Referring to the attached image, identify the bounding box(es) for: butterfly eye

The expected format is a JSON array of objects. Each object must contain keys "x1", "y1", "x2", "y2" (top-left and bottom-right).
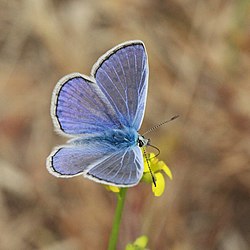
[{"x1": 138, "y1": 140, "x2": 144, "y2": 147}]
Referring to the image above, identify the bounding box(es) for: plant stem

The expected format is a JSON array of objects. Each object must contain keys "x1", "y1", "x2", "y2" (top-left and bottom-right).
[{"x1": 108, "y1": 188, "x2": 127, "y2": 250}]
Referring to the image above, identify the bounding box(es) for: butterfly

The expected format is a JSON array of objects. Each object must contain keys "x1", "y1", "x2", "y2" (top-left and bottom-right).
[{"x1": 46, "y1": 40, "x2": 150, "y2": 187}]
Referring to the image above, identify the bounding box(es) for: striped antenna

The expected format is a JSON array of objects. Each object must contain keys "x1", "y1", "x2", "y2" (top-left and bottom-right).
[{"x1": 143, "y1": 115, "x2": 179, "y2": 136}]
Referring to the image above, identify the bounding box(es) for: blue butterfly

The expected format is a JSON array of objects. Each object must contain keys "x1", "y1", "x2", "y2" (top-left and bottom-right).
[{"x1": 47, "y1": 40, "x2": 149, "y2": 187}]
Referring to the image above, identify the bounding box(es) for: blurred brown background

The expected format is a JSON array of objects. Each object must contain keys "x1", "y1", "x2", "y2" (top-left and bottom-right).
[{"x1": 0, "y1": 0, "x2": 250, "y2": 249}]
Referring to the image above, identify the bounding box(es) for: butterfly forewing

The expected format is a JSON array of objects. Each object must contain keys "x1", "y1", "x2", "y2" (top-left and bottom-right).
[
  {"x1": 92, "y1": 41, "x2": 148, "y2": 130},
  {"x1": 51, "y1": 73, "x2": 121, "y2": 136}
]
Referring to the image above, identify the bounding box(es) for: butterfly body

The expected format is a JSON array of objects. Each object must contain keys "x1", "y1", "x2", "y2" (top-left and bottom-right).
[
  {"x1": 71, "y1": 127, "x2": 139, "y2": 150},
  {"x1": 47, "y1": 40, "x2": 149, "y2": 187}
]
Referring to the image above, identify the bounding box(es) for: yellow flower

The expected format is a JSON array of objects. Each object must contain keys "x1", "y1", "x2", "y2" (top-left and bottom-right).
[
  {"x1": 105, "y1": 185, "x2": 120, "y2": 193},
  {"x1": 125, "y1": 235, "x2": 148, "y2": 250},
  {"x1": 142, "y1": 153, "x2": 172, "y2": 197},
  {"x1": 105, "y1": 153, "x2": 172, "y2": 197}
]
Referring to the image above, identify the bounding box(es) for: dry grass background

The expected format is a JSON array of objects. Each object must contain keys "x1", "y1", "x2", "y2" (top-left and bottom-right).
[{"x1": 0, "y1": 0, "x2": 250, "y2": 249}]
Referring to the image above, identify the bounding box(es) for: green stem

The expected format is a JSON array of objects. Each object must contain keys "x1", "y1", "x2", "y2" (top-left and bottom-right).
[{"x1": 108, "y1": 188, "x2": 127, "y2": 250}]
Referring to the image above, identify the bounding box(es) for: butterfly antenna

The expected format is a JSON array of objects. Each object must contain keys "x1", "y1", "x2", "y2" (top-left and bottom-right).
[
  {"x1": 143, "y1": 147, "x2": 157, "y2": 187},
  {"x1": 148, "y1": 143, "x2": 161, "y2": 158},
  {"x1": 143, "y1": 115, "x2": 179, "y2": 136}
]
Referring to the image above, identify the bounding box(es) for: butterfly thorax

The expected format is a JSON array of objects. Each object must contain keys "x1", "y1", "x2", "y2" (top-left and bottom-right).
[
  {"x1": 105, "y1": 128, "x2": 149, "y2": 149},
  {"x1": 104, "y1": 128, "x2": 139, "y2": 149}
]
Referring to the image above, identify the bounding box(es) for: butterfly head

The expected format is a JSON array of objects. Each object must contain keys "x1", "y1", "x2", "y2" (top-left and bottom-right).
[{"x1": 138, "y1": 135, "x2": 149, "y2": 148}]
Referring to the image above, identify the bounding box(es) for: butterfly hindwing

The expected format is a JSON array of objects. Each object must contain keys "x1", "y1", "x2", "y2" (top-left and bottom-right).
[
  {"x1": 86, "y1": 146, "x2": 144, "y2": 186},
  {"x1": 47, "y1": 142, "x2": 113, "y2": 177},
  {"x1": 47, "y1": 141, "x2": 144, "y2": 186}
]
